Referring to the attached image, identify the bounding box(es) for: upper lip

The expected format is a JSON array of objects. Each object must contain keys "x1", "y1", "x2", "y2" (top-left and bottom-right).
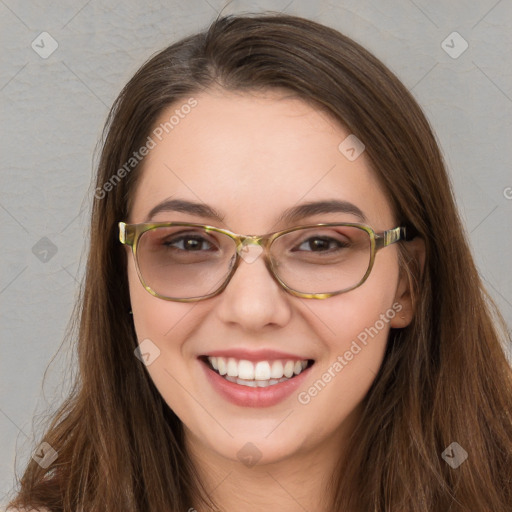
[{"x1": 200, "y1": 349, "x2": 312, "y2": 362}]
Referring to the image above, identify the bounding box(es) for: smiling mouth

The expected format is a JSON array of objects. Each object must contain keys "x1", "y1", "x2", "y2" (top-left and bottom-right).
[{"x1": 199, "y1": 356, "x2": 315, "y2": 388}]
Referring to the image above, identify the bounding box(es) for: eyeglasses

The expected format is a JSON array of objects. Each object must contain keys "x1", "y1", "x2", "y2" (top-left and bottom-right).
[{"x1": 119, "y1": 221, "x2": 412, "y2": 302}]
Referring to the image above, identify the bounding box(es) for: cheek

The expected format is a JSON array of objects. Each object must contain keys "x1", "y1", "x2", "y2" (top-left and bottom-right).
[
  {"x1": 312, "y1": 291, "x2": 396, "y2": 380},
  {"x1": 298, "y1": 251, "x2": 401, "y2": 399},
  {"x1": 311, "y1": 250, "x2": 400, "y2": 345},
  {"x1": 126, "y1": 252, "x2": 211, "y2": 363},
  {"x1": 127, "y1": 259, "x2": 191, "y2": 344},
  {"x1": 296, "y1": 270, "x2": 401, "y2": 436},
  {"x1": 127, "y1": 255, "x2": 182, "y2": 346},
  {"x1": 127, "y1": 258, "x2": 203, "y2": 421}
]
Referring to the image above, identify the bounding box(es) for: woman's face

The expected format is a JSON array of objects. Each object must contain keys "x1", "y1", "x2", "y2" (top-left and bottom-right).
[{"x1": 126, "y1": 88, "x2": 412, "y2": 467}]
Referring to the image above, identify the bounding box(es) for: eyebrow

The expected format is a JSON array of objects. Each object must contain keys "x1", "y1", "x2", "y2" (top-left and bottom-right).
[
  {"x1": 145, "y1": 198, "x2": 367, "y2": 224},
  {"x1": 278, "y1": 199, "x2": 366, "y2": 224},
  {"x1": 146, "y1": 198, "x2": 226, "y2": 222}
]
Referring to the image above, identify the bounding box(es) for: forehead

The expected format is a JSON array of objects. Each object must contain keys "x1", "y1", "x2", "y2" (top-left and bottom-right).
[{"x1": 128, "y1": 89, "x2": 395, "y2": 230}]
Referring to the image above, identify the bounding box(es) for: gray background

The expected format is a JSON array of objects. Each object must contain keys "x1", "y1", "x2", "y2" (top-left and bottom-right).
[{"x1": 1, "y1": 0, "x2": 511, "y2": 505}]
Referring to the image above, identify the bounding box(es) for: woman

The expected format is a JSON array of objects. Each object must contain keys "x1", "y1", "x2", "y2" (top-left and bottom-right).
[{"x1": 8, "y1": 12, "x2": 512, "y2": 512}]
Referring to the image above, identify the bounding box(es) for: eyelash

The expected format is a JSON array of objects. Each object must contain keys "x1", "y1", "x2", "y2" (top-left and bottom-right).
[{"x1": 161, "y1": 233, "x2": 349, "y2": 253}]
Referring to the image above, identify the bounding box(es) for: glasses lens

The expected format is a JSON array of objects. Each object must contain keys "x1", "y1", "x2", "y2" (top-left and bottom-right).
[
  {"x1": 270, "y1": 225, "x2": 372, "y2": 294},
  {"x1": 136, "y1": 226, "x2": 236, "y2": 299}
]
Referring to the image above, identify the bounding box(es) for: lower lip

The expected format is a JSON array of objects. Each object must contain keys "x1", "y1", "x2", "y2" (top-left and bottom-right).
[{"x1": 200, "y1": 359, "x2": 313, "y2": 408}]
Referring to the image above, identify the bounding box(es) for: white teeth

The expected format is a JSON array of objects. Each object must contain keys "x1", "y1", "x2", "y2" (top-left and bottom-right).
[
  {"x1": 227, "y1": 358, "x2": 238, "y2": 377},
  {"x1": 217, "y1": 357, "x2": 227, "y2": 375},
  {"x1": 238, "y1": 360, "x2": 255, "y2": 380},
  {"x1": 254, "y1": 361, "x2": 271, "y2": 380},
  {"x1": 283, "y1": 360, "x2": 294, "y2": 378},
  {"x1": 206, "y1": 356, "x2": 310, "y2": 381},
  {"x1": 270, "y1": 360, "x2": 284, "y2": 379},
  {"x1": 225, "y1": 375, "x2": 290, "y2": 388},
  {"x1": 239, "y1": 378, "x2": 257, "y2": 387}
]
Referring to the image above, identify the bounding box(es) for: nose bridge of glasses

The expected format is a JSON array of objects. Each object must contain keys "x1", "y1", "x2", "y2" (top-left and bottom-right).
[{"x1": 234, "y1": 234, "x2": 267, "y2": 256}]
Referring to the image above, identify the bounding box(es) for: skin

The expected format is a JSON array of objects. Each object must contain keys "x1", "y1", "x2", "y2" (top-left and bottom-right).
[{"x1": 125, "y1": 88, "x2": 421, "y2": 512}]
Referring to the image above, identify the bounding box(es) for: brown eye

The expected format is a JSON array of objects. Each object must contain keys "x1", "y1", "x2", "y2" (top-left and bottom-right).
[
  {"x1": 294, "y1": 236, "x2": 349, "y2": 252},
  {"x1": 163, "y1": 234, "x2": 216, "y2": 252}
]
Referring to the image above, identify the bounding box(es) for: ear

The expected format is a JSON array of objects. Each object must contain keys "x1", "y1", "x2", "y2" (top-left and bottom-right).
[{"x1": 390, "y1": 236, "x2": 426, "y2": 328}]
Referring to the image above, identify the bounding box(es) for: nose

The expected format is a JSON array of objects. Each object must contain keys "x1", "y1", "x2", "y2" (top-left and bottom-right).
[{"x1": 214, "y1": 245, "x2": 292, "y2": 331}]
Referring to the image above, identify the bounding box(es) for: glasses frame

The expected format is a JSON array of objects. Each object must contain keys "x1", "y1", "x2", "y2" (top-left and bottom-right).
[{"x1": 119, "y1": 221, "x2": 411, "y2": 302}]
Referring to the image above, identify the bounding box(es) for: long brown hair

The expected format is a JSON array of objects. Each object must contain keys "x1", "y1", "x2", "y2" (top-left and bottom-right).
[{"x1": 7, "y1": 12, "x2": 512, "y2": 512}]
